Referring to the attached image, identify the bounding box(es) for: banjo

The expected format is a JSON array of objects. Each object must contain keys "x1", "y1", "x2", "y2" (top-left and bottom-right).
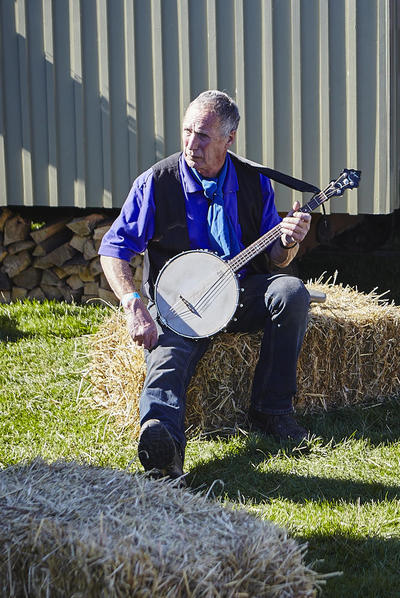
[{"x1": 155, "y1": 169, "x2": 361, "y2": 339}]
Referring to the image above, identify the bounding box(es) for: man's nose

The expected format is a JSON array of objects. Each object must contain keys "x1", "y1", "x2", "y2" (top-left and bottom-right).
[{"x1": 186, "y1": 132, "x2": 198, "y2": 150}]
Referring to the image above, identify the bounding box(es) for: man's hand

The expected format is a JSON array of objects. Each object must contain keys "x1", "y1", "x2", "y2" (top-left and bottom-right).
[
  {"x1": 125, "y1": 297, "x2": 158, "y2": 349},
  {"x1": 280, "y1": 200, "x2": 311, "y2": 246},
  {"x1": 99, "y1": 256, "x2": 159, "y2": 349}
]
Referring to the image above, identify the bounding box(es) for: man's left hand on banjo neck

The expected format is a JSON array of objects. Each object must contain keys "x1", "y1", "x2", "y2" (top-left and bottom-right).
[{"x1": 268, "y1": 201, "x2": 311, "y2": 267}]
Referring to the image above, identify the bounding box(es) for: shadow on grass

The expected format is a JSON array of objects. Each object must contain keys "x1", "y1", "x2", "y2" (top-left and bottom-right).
[
  {"x1": 302, "y1": 532, "x2": 400, "y2": 598},
  {"x1": 0, "y1": 314, "x2": 30, "y2": 341},
  {"x1": 188, "y1": 443, "x2": 400, "y2": 596},
  {"x1": 187, "y1": 399, "x2": 400, "y2": 598},
  {"x1": 188, "y1": 399, "x2": 400, "y2": 504},
  {"x1": 300, "y1": 397, "x2": 400, "y2": 447},
  {"x1": 196, "y1": 397, "x2": 400, "y2": 450},
  {"x1": 188, "y1": 450, "x2": 400, "y2": 505}
]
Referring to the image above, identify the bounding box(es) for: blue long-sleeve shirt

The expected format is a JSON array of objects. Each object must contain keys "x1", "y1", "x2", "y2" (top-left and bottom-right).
[{"x1": 99, "y1": 152, "x2": 281, "y2": 261}]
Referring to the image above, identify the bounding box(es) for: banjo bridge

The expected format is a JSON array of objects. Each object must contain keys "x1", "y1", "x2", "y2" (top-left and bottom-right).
[{"x1": 179, "y1": 294, "x2": 202, "y2": 318}]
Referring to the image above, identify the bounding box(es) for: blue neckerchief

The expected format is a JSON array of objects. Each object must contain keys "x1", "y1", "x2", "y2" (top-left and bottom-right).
[{"x1": 191, "y1": 159, "x2": 241, "y2": 259}]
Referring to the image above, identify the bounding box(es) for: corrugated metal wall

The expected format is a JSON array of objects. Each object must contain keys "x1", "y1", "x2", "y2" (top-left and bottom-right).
[{"x1": 0, "y1": 0, "x2": 398, "y2": 213}]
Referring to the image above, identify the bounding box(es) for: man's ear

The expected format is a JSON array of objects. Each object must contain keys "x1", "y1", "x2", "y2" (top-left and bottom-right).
[{"x1": 226, "y1": 129, "x2": 236, "y2": 149}]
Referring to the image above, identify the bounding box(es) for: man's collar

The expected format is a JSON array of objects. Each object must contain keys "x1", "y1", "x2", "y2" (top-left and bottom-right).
[{"x1": 179, "y1": 153, "x2": 239, "y2": 194}]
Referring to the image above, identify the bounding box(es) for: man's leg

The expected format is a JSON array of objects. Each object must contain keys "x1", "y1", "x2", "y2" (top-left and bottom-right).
[
  {"x1": 228, "y1": 273, "x2": 310, "y2": 441},
  {"x1": 139, "y1": 303, "x2": 210, "y2": 475}
]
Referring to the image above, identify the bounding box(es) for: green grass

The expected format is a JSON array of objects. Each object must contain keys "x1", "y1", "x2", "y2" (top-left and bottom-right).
[
  {"x1": 1, "y1": 300, "x2": 400, "y2": 597},
  {"x1": 0, "y1": 301, "x2": 137, "y2": 469}
]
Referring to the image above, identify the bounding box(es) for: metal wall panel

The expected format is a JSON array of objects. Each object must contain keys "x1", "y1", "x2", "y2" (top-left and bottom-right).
[{"x1": 0, "y1": 0, "x2": 398, "y2": 213}]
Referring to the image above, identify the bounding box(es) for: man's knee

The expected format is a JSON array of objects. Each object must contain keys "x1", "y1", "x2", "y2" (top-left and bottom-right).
[
  {"x1": 265, "y1": 275, "x2": 309, "y2": 317},
  {"x1": 283, "y1": 276, "x2": 309, "y2": 305}
]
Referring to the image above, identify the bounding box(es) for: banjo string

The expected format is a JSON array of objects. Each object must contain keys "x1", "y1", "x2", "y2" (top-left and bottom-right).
[
  {"x1": 163, "y1": 265, "x2": 236, "y2": 323},
  {"x1": 193, "y1": 226, "x2": 283, "y2": 313},
  {"x1": 177, "y1": 228, "x2": 284, "y2": 319},
  {"x1": 163, "y1": 226, "x2": 281, "y2": 322},
  {"x1": 193, "y1": 269, "x2": 237, "y2": 313},
  {"x1": 168, "y1": 268, "x2": 234, "y2": 321},
  {"x1": 163, "y1": 209, "x2": 308, "y2": 321}
]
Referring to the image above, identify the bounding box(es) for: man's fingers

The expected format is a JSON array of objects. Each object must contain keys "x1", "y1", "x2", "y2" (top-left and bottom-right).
[
  {"x1": 281, "y1": 209, "x2": 311, "y2": 244},
  {"x1": 148, "y1": 329, "x2": 159, "y2": 350},
  {"x1": 125, "y1": 311, "x2": 153, "y2": 348},
  {"x1": 129, "y1": 322, "x2": 158, "y2": 350},
  {"x1": 292, "y1": 200, "x2": 301, "y2": 211},
  {"x1": 142, "y1": 322, "x2": 159, "y2": 350}
]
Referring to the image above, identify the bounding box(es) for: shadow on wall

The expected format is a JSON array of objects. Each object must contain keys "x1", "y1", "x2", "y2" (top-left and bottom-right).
[{"x1": 0, "y1": 0, "x2": 181, "y2": 209}]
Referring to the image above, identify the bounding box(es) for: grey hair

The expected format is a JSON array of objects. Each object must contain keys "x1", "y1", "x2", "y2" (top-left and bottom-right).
[{"x1": 187, "y1": 90, "x2": 240, "y2": 137}]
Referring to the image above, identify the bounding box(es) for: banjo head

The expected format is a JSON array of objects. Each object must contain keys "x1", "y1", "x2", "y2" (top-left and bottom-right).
[{"x1": 155, "y1": 250, "x2": 239, "y2": 338}]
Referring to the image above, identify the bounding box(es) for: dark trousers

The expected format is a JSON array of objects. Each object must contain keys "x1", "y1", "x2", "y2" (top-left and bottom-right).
[{"x1": 140, "y1": 274, "x2": 309, "y2": 450}]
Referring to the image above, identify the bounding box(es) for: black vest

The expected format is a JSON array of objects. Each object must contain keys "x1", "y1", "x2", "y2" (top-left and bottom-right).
[{"x1": 142, "y1": 151, "x2": 277, "y2": 299}]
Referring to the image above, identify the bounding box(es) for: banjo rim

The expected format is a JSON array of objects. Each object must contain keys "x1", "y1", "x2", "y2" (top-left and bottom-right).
[{"x1": 154, "y1": 250, "x2": 240, "y2": 339}]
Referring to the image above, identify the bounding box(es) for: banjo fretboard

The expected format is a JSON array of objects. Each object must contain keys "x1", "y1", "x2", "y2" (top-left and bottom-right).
[{"x1": 228, "y1": 170, "x2": 359, "y2": 273}]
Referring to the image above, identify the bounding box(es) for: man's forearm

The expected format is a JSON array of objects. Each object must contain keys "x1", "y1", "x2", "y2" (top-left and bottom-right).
[
  {"x1": 100, "y1": 255, "x2": 138, "y2": 300},
  {"x1": 100, "y1": 255, "x2": 158, "y2": 348},
  {"x1": 269, "y1": 238, "x2": 299, "y2": 268}
]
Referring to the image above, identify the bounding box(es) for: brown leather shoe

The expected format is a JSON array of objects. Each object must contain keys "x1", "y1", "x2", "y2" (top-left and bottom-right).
[
  {"x1": 249, "y1": 408, "x2": 308, "y2": 443},
  {"x1": 138, "y1": 419, "x2": 186, "y2": 484}
]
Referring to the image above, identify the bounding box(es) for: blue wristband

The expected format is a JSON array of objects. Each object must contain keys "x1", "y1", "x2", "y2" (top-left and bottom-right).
[{"x1": 121, "y1": 291, "x2": 141, "y2": 307}]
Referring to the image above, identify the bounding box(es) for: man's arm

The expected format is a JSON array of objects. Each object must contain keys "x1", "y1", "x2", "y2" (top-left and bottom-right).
[
  {"x1": 269, "y1": 200, "x2": 311, "y2": 268},
  {"x1": 100, "y1": 255, "x2": 158, "y2": 349}
]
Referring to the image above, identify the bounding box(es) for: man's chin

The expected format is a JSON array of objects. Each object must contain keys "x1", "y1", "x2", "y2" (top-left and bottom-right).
[{"x1": 184, "y1": 155, "x2": 202, "y2": 169}]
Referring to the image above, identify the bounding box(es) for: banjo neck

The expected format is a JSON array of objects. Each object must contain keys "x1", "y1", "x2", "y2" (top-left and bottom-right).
[{"x1": 227, "y1": 170, "x2": 360, "y2": 273}]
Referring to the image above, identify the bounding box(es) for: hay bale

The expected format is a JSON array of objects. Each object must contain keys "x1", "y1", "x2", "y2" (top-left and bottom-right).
[
  {"x1": 297, "y1": 281, "x2": 400, "y2": 411},
  {"x1": 86, "y1": 281, "x2": 400, "y2": 435},
  {"x1": 0, "y1": 459, "x2": 321, "y2": 597},
  {"x1": 87, "y1": 310, "x2": 146, "y2": 439}
]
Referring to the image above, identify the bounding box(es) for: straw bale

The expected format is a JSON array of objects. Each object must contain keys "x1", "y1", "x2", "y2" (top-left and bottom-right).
[
  {"x1": 296, "y1": 280, "x2": 400, "y2": 411},
  {"x1": 88, "y1": 309, "x2": 146, "y2": 439},
  {"x1": 86, "y1": 281, "x2": 400, "y2": 435},
  {"x1": 0, "y1": 459, "x2": 320, "y2": 597}
]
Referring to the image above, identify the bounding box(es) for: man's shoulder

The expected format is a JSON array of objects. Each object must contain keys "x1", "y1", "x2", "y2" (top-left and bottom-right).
[
  {"x1": 132, "y1": 166, "x2": 154, "y2": 193},
  {"x1": 228, "y1": 151, "x2": 266, "y2": 173},
  {"x1": 131, "y1": 152, "x2": 182, "y2": 193},
  {"x1": 228, "y1": 152, "x2": 269, "y2": 186},
  {"x1": 151, "y1": 152, "x2": 182, "y2": 177}
]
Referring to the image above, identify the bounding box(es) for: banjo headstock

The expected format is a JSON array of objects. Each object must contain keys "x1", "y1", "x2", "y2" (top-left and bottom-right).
[
  {"x1": 301, "y1": 168, "x2": 361, "y2": 214},
  {"x1": 324, "y1": 169, "x2": 361, "y2": 200}
]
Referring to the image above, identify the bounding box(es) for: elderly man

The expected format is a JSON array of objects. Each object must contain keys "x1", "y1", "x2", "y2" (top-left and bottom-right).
[{"x1": 99, "y1": 90, "x2": 312, "y2": 480}]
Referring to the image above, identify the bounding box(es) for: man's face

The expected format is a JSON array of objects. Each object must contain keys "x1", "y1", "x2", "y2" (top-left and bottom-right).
[{"x1": 182, "y1": 104, "x2": 236, "y2": 178}]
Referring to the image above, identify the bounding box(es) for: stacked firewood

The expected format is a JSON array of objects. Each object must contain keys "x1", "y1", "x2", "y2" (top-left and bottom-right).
[{"x1": 0, "y1": 208, "x2": 142, "y2": 304}]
